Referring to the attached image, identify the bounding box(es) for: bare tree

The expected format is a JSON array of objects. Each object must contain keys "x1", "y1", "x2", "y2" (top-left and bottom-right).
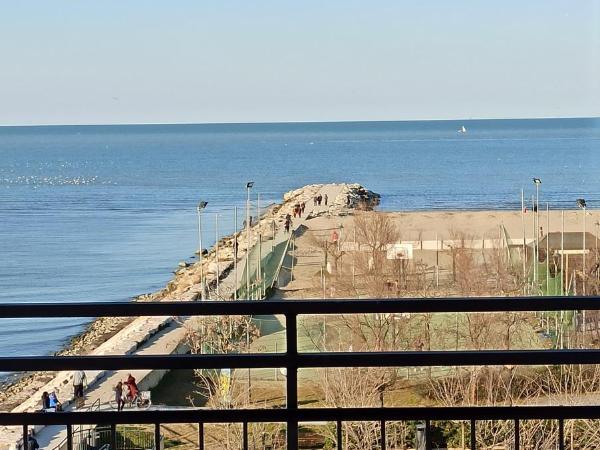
[{"x1": 185, "y1": 316, "x2": 285, "y2": 450}]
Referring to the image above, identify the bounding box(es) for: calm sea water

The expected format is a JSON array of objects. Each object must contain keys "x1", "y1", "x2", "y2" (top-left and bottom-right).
[{"x1": 1, "y1": 118, "x2": 599, "y2": 358}]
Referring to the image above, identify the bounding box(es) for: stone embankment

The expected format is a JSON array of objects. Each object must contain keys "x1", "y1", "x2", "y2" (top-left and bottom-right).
[
  {"x1": 0, "y1": 183, "x2": 379, "y2": 450},
  {"x1": 136, "y1": 182, "x2": 379, "y2": 302}
]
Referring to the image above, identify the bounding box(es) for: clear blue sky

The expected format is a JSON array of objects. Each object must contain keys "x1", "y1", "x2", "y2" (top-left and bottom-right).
[{"x1": 1, "y1": 1, "x2": 599, "y2": 125}]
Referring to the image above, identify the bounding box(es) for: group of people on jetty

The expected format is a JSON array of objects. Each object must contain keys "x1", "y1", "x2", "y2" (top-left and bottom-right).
[
  {"x1": 313, "y1": 193, "x2": 328, "y2": 206},
  {"x1": 38, "y1": 370, "x2": 140, "y2": 412},
  {"x1": 39, "y1": 369, "x2": 87, "y2": 412}
]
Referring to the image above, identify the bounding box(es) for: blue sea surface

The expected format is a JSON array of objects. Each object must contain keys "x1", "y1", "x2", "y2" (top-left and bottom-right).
[{"x1": 0, "y1": 118, "x2": 599, "y2": 357}]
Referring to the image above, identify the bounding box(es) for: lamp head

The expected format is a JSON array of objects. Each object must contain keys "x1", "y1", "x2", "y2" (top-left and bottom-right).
[
  {"x1": 532, "y1": 178, "x2": 542, "y2": 185},
  {"x1": 246, "y1": 181, "x2": 255, "y2": 189},
  {"x1": 197, "y1": 201, "x2": 208, "y2": 210},
  {"x1": 577, "y1": 198, "x2": 587, "y2": 209}
]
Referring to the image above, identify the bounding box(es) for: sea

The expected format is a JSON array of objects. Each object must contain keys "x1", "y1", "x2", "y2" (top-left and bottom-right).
[{"x1": 0, "y1": 118, "x2": 599, "y2": 360}]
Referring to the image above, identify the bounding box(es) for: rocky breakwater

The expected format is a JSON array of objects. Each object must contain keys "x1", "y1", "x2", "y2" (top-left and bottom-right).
[{"x1": 137, "y1": 183, "x2": 380, "y2": 301}]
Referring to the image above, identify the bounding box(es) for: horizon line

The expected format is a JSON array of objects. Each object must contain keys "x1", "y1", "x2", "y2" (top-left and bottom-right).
[{"x1": 1, "y1": 114, "x2": 600, "y2": 129}]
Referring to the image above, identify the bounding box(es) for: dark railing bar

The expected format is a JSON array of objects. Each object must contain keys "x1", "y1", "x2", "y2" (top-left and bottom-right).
[
  {"x1": 7, "y1": 349, "x2": 600, "y2": 372},
  {"x1": 298, "y1": 350, "x2": 600, "y2": 368},
  {"x1": 198, "y1": 422, "x2": 204, "y2": 450},
  {"x1": 425, "y1": 419, "x2": 431, "y2": 450},
  {"x1": 286, "y1": 313, "x2": 299, "y2": 450},
  {"x1": 0, "y1": 353, "x2": 283, "y2": 371},
  {"x1": 22, "y1": 424, "x2": 27, "y2": 450},
  {"x1": 470, "y1": 419, "x2": 476, "y2": 450},
  {"x1": 154, "y1": 423, "x2": 160, "y2": 450},
  {"x1": 336, "y1": 420, "x2": 342, "y2": 449},
  {"x1": 381, "y1": 419, "x2": 386, "y2": 450},
  {"x1": 110, "y1": 423, "x2": 116, "y2": 450},
  {"x1": 559, "y1": 418, "x2": 565, "y2": 450},
  {"x1": 1, "y1": 296, "x2": 599, "y2": 318},
  {"x1": 5, "y1": 406, "x2": 600, "y2": 426},
  {"x1": 66, "y1": 424, "x2": 73, "y2": 450},
  {"x1": 242, "y1": 421, "x2": 248, "y2": 450},
  {"x1": 514, "y1": 419, "x2": 519, "y2": 450}
]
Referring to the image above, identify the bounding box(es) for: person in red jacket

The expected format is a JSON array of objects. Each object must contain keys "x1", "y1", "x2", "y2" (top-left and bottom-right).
[{"x1": 126, "y1": 373, "x2": 139, "y2": 399}]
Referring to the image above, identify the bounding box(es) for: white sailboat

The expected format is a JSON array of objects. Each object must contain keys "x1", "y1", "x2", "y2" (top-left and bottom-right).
[{"x1": 458, "y1": 125, "x2": 467, "y2": 133}]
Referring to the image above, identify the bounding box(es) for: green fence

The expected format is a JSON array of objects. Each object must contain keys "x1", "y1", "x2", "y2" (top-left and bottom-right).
[
  {"x1": 78, "y1": 425, "x2": 161, "y2": 450},
  {"x1": 237, "y1": 235, "x2": 292, "y2": 300}
]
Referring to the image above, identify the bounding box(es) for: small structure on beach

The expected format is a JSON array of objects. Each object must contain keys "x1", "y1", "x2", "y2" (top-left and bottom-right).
[{"x1": 538, "y1": 232, "x2": 598, "y2": 255}]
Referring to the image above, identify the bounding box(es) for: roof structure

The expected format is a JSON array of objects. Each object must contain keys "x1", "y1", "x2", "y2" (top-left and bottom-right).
[{"x1": 538, "y1": 232, "x2": 598, "y2": 251}]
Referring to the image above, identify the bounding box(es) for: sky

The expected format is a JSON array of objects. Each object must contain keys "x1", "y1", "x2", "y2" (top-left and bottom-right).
[{"x1": 1, "y1": 1, "x2": 599, "y2": 125}]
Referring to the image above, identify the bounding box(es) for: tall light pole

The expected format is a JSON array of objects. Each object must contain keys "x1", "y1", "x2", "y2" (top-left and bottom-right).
[
  {"x1": 246, "y1": 181, "x2": 254, "y2": 298},
  {"x1": 196, "y1": 201, "x2": 208, "y2": 300},
  {"x1": 215, "y1": 213, "x2": 220, "y2": 298},
  {"x1": 533, "y1": 178, "x2": 542, "y2": 292},
  {"x1": 577, "y1": 198, "x2": 587, "y2": 295},
  {"x1": 234, "y1": 206, "x2": 238, "y2": 301},
  {"x1": 595, "y1": 221, "x2": 599, "y2": 257}
]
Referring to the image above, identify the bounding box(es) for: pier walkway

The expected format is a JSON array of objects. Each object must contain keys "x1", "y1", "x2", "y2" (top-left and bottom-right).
[{"x1": 220, "y1": 184, "x2": 345, "y2": 300}]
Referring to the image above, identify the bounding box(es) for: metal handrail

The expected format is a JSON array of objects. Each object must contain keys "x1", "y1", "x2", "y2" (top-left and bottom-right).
[
  {"x1": 47, "y1": 389, "x2": 102, "y2": 450},
  {"x1": 1, "y1": 296, "x2": 598, "y2": 317},
  {"x1": 3, "y1": 296, "x2": 600, "y2": 450}
]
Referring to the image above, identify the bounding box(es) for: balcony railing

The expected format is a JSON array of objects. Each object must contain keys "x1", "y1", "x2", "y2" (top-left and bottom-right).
[{"x1": 2, "y1": 297, "x2": 600, "y2": 449}]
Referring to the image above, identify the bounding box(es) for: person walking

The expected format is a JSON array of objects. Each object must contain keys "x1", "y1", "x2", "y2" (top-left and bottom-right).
[
  {"x1": 324, "y1": 194, "x2": 328, "y2": 206},
  {"x1": 41, "y1": 391, "x2": 50, "y2": 411},
  {"x1": 127, "y1": 373, "x2": 139, "y2": 400},
  {"x1": 27, "y1": 431, "x2": 39, "y2": 450},
  {"x1": 115, "y1": 381, "x2": 124, "y2": 411},
  {"x1": 301, "y1": 202, "x2": 305, "y2": 214},
  {"x1": 284, "y1": 214, "x2": 292, "y2": 233},
  {"x1": 49, "y1": 392, "x2": 62, "y2": 411},
  {"x1": 73, "y1": 369, "x2": 87, "y2": 399}
]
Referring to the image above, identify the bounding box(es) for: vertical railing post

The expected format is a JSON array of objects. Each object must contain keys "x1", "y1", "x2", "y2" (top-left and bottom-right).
[
  {"x1": 198, "y1": 422, "x2": 204, "y2": 450},
  {"x1": 286, "y1": 312, "x2": 298, "y2": 450},
  {"x1": 470, "y1": 419, "x2": 476, "y2": 450},
  {"x1": 22, "y1": 424, "x2": 27, "y2": 450},
  {"x1": 514, "y1": 419, "x2": 519, "y2": 450},
  {"x1": 110, "y1": 423, "x2": 117, "y2": 450},
  {"x1": 67, "y1": 424, "x2": 73, "y2": 450},
  {"x1": 425, "y1": 419, "x2": 432, "y2": 450},
  {"x1": 558, "y1": 418, "x2": 565, "y2": 450},
  {"x1": 243, "y1": 422, "x2": 248, "y2": 450},
  {"x1": 154, "y1": 423, "x2": 161, "y2": 450},
  {"x1": 337, "y1": 420, "x2": 343, "y2": 449},
  {"x1": 380, "y1": 420, "x2": 386, "y2": 450}
]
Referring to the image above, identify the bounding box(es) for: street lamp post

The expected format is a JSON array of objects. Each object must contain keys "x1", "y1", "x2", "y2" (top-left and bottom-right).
[
  {"x1": 577, "y1": 199, "x2": 587, "y2": 295},
  {"x1": 595, "y1": 221, "x2": 599, "y2": 256},
  {"x1": 196, "y1": 201, "x2": 208, "y2": 300},
  {"x1": 246, "y1": 182, "x2": 254, "y2": 298},
  {"x1": 234, "y1": 206, "x2": 238, "y2": 301},
  {"x1": 533, "y1": 178, "x2": 542, "y2": 291},
  {"x1": 577, "y1": 198, "x2": 587, "y2": 346}
]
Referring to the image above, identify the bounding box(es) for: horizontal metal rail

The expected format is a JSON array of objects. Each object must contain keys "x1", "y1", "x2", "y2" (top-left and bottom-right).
[
  {"x1": 1, "y1": 296, "x2": 599, "y2": 317},
  {"x1": 5, "y1": 349, "x2": 600, "y2": 372},
  {"x1": 2, "y1": 296, "x2": 599, "y2": 450},
  {"x1": 5, "y1": 406, "x2": 600, "y2": 426}
]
